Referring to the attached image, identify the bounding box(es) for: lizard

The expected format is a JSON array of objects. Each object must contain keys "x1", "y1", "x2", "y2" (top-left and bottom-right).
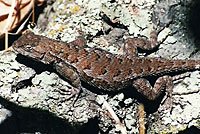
[{"x1": 12, "y1": 30, "x2": 200, "y2": 106}]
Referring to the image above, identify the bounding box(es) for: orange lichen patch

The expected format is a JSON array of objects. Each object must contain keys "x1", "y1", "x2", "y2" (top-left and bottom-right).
[
  {"x1": 48, "y1": 30, "x2": 57, "y2": 36},
  {"x1": 58, "y1": 25, "x2": 68, "y2": 32},
  {"x1": 70, "y1": 4, "x2": 80, "y2": 14},
  {"x1": 47, "y1": 25, "x2": 68, "y2": 36}
]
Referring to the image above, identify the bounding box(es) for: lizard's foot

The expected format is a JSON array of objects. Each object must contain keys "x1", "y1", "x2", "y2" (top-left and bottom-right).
[
  {"x1": 55, "y1": 61, "x2": 83, "y2": 106},
  {"x1": 68, "y1": 87, "x2": 81, "y2": 106},
  {"x1": 160, "y1": 94, "x2": 174, "y2": 112},
  {"x1": 58, "y1": 86, "x2": 81, "y2": 106}
]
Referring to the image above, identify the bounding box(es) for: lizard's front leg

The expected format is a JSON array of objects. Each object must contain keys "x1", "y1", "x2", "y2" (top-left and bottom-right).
[
  {"x1": 69, "y1": 36, "x2": 86, "y2": 48},
  {"x1": 132, "y1": 76, "x2": 173, "y2": 105},
  {"x1": 54, "y1": 61, "x2": 81, "y2": 104},
  {"x1": 124, "y1": 30, "x2": 157, "y2": 58}
]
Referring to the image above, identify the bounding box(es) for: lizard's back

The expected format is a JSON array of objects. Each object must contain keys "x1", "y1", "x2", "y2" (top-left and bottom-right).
[{"x1": 12, "y1": 31, "x2": 200, "y2": 92}]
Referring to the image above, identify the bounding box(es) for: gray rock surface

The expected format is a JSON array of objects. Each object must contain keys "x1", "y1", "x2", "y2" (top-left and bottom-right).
[{"x1": 0, "y1": 0, "x2": 200, "y2": 133}]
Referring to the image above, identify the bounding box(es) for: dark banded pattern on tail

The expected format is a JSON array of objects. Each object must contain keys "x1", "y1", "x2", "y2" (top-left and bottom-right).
[{"x1": 130, "y1": 58, "x2": 200, "y2": 77}]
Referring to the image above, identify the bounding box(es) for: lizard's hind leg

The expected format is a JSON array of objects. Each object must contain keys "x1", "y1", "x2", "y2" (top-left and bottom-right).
[{"x1": 132, "y1": 76, "x2": 173, "y2": 109}]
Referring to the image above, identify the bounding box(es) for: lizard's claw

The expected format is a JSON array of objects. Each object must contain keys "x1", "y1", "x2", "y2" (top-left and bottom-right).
[{"x1": 58, "y1": 87, "x2": 81, "y2": 107}]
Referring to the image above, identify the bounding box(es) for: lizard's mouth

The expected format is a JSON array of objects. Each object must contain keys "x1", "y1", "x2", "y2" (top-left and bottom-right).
[
  {"x1": 22, "y1": 50, "x2": 45, "y2": 61},
  {"x1": 12, "y1": 45, "x2": 45, "y2": 61},
  {"x1": 12, "y1": 41, "x2": 25, "y2": 53},
  {"x1": 12, "y1": 45, "x2": 26, "y2": 56}
]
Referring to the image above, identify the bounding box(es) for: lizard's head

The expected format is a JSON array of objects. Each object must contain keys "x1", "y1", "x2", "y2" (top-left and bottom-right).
[{"x1": 12, "y1": 30, "x2": 49, "y2": 60}]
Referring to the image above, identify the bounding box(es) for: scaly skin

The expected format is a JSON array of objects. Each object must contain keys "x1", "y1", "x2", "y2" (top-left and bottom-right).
[{"x1": 12, "y1": 30, "x2": 200, "y2": 101}]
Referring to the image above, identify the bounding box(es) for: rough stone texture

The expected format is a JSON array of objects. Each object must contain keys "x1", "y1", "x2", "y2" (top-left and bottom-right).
[
  {"x1": 0, "y1": 104, "x2": 12, "y2": 124},
  {"x1": 0, "y1": 0, "x2": 200, "y2": 133},
  {"x1": 0, "y1": 50, "x2": 101, "y2": 133},
  {"x1": 0, "y1": 50, "x2": 139, "y2": 133}
]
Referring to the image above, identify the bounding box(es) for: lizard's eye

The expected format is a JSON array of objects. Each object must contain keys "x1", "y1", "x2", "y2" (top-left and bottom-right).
[{"x1": 25, "y1": 45, "x2": 32, "y2": 52}]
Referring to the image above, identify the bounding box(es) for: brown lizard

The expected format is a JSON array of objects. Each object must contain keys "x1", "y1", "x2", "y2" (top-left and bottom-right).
[{"x1": 12, "y1": 30, "x2": 200, "y2": 104}]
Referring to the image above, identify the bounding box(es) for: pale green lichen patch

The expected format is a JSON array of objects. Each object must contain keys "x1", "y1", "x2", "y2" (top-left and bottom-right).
[
  {"x1": 0, "y1": 50, "x2": 96, "y2": 125},
  {"x1": 148, "y1": 70, "x2": 200, "y2": 133},
  {"x1": 34, "y1": 0, "x2": 156, "y2": 54},
  {"x1": 1, "y1": 0, "x2": 200, "y2": 133}
]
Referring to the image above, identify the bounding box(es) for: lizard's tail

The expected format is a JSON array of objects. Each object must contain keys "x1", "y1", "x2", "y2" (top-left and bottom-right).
[
  {"x1": 142, "y1": 58, "x2": 200, "y2": 76},
  {"x1": 167, "y1": 59, "x2": 200, "y2": 71}
]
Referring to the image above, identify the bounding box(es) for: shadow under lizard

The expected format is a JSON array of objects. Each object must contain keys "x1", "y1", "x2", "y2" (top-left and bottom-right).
[{"x1": 12, "y1": 30, "x2": 200, "y2": 105}]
